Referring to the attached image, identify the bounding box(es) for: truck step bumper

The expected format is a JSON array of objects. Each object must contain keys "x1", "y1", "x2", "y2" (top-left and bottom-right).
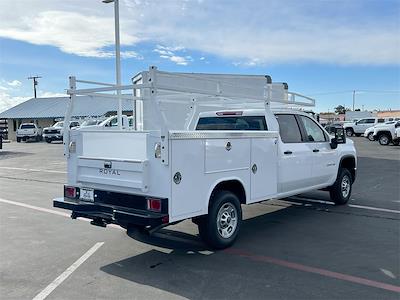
[{"x1": 53, "y1": 197, "x2": 169, "y2": 229}]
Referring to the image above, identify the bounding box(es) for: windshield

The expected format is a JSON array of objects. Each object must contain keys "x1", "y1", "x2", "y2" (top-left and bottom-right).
[
  {"x1": 53, "y1": 122, "x2": 64, "y2": 128},
  {"x1": 20, "y1": 124, "x2": 35, "y2": 129},
  {"x1": 81, "y1": 120, "x2": 99, "y2": 126}
]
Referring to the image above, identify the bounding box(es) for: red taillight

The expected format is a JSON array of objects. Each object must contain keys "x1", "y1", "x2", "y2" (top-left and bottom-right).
[
  {"x1": 65, "y1": 186, "x2": 77, "y2": 198},
  {"x1": 147, "y1": 198, "x2": 161, "y2": 212},
  {"x1": 216, "y1": 111, "x2": 243, "y2": 116}
]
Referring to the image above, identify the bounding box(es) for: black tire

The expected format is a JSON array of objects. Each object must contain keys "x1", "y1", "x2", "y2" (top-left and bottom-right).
[
  {"x1": 345, "y1": 128, "x2": 354, "y2": 137},
  {"x1": 378, "y1": 133, "x2": 390, "y2": 145},
  {"x1": 367, "y1": 132, "x2": 374, "y2": 141},
  {"x1": 46, "y1": 139, "x2": 52, "y2": 143},
  {"x1": 198, "y1": 190, "x2": 242, "y2": 249},
  {"x1": 329, "y1": 168, "x2": 352, "y2": 205},
  {"x1": 16, "y1": 137, "x2": 21, "y2": 143},
  {"x1": 393, "y1": 140, "x2": 399, "y2": 146},
  {"x1": 355, "y1": 133, "x2": 361, "y2": 137}
]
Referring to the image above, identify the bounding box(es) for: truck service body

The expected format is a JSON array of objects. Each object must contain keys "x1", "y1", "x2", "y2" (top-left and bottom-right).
[{"x1": 54, "y1": 67, "x2": 357, "y2": 248}]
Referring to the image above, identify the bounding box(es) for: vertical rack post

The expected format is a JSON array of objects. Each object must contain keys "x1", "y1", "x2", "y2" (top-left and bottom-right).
[
  {"x1": 149, "y1": 66, "x2": 169, "y2": 165},
  {"x1": 64, "y1": 76, "x2": 76, "y2": 157}
]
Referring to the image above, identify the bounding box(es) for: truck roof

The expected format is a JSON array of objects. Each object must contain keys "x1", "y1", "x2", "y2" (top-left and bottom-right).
[{"x1": 198, "y1": 108, "x2": 313, "y2": 118}]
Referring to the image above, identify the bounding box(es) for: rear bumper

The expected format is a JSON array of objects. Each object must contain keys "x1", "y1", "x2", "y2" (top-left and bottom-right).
[{"x1": 53, "y1": 197, "x2": 169, "y2": 229}]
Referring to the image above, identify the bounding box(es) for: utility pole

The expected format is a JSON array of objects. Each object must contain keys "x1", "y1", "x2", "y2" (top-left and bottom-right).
[
  {"x1": 352, "y1": 90, "x2": 356, "y2": 111},
  {"x1": 28, "y1": 76, "x2": 41, "y2": 98}
]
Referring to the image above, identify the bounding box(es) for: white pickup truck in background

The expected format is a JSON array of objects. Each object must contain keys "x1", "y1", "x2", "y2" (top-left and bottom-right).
[
  {"x1": 343, "y1": 118, "x2": 385, "y2": 137},
  {"x1": 373, "y1": 121, "x2": 400, "y2": 145},
  {"x1": 16, "y1": 123, "x2": 42, "y2": 142},
  {"x1": 54, "y1": 67, "x2": 357, "y2": 249}
]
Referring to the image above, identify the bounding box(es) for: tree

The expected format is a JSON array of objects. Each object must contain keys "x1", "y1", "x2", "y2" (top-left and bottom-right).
[{"x1": 334, "y1": 105, "x2": 348, "y2": 114}]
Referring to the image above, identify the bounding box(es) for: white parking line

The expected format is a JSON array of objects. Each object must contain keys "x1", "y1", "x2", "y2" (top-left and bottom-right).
[
  {"x1": 0, "y1": 198, "x2": 70, "y2": 218},
  {"x1": 0, "y1": 166, "x2": 66, "y2": 174},
  {"x1": 348, "y1": 204, "x2": 400, "y2": 214},
  {"x1": 32, "y1": 242, "x2": 104, "y2": 300},
  {"x1": 0, "y1": 197, "x2": 121, "y2": 228},
  {"x1": 287, "y1": 197, "x2": 400, "y2": 214}
]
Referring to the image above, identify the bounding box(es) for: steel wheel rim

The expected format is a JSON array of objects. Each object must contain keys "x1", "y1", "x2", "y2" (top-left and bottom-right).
[
  {"x1": 346, "y1": 130, "x2": 352, "y2": 137},
  {"x1": 341, "y1": 175, "x2": 351, "y2": 198},
  {"x1": 380, "y1": 135, "x2": 388, "y2": 144},
  {"x1": 216, "y1": 203, "x2": 238, "y2": 239},
  {"x1": 368, "y1": 133, "x2": 374, "y2": 141}
]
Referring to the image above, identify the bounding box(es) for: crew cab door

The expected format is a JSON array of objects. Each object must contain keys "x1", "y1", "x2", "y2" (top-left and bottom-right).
[
  {"x1": 297, "y1": 115, "x2": 336, "y2": 185},
  {"x1": 275, "y1": 114, "x2": 313, "y2": 193}
]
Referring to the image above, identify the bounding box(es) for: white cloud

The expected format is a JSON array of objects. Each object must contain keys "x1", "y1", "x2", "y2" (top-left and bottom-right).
[
  {"x1": 154, "y1": 45, "x2": 192, "y2": 65},
  {"x1": 7, "y1": 80, "x2": 22, "y2": 87},
  {"x1": 0, "y1": 90, "x2": 30, "y2": 113},
  {"x1": 0, "y1": 0, "x2": 398, "y2": 65},
  {"x1": 38, "y1": 91, "x2": 67, "y2": 98}
]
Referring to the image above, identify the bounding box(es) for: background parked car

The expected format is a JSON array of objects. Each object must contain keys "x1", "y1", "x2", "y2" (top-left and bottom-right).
[
  {"x1": 16, "y1": 123, "x2": 42, "y2": 142},
  {"x1": 343, "y1": 118, "x2": 385, "y2": 137},
  {"x1": 364, "y1": 121, "x2": 396, "y2": 141},
  {"x1": 324, "y1": 123, "x2": 343, "y2": 135},
  {"x1": 43, "y1": 121, "x2": 80, "y2": 143},
  {"x1": 373, "y1": 121, "x2": 400, "y2": 145}
]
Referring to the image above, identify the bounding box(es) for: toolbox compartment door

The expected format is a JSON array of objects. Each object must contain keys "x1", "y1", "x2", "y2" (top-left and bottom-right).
[
  {"x1": 77, "y1": 157, "x2": 149, "y2": 191},
  {"x1": 249, "y1": 138, "x2": 278, "y2": 202}
]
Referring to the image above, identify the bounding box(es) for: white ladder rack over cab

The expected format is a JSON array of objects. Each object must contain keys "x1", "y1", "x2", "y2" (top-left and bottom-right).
[{"x1": 63, "y1": 66, "x2": 315, "y2": 164}]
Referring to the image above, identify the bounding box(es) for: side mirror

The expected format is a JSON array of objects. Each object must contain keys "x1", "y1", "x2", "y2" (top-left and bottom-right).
[
  {"x1": 395, "y1": 123, "x2": 400, "y2": 128},
  {"x1": 330, "y1": 128, "x2": 346, "y2": 149}
]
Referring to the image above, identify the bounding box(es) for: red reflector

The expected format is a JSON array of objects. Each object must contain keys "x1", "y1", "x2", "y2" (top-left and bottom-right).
[
  {"x1": 65, "y1": 186, "x2": 77, "y2": 198},
  {"x1": 216, "y1": 111, "x2": 243, "y2": 116},
  {"x1": 162, "y1": 215, "x2": 169, "y2": 224},
  {"x1": 147, "y1": 198, "x2": 161, "y2": 212}
]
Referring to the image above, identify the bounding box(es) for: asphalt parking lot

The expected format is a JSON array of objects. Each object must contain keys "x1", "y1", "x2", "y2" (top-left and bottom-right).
[{"x1": 0, "y1": 138, "x2": 399, "y2": 300}]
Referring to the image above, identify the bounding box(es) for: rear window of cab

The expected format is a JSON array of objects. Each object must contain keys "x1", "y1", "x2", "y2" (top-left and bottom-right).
[{"x1": 196, "y1": 116, "x2": 267, "y2": 130}]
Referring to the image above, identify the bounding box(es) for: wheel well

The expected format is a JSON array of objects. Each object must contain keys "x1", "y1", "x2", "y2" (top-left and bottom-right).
[
  {"x1": 377, "y1": 131, "x2": 392, "y2": 140},
  {"x1": 210, "y1": 180, "x2": 246, "y2": 205},
  {"x1": 340, "y1": 156, "x2": 356, "y2": 182}
]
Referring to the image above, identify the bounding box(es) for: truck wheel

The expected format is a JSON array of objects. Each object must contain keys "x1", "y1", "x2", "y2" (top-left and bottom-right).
[
  {"x1": 393, "y1": 140, "x2": 399, "y2": 146},
  {"x1": 378, "y1": 134, "x2": 390, "y2": 145},
  {"x1": 46, "y1": 138, "x2": 52, "y2": 143},
  {"x1": 329, "y1": 168, "x2": 352, "y2": 205},
  {"x1": 367, "y1": 132, "x2": 374, "y2": 141},
  {"x1": 198, "y1": 190, "x2": 242, "y2": 249},
  {"x1": 17, "y1": 137, "x2": 21, "y2": 143},
  {"x1": 345, "y1": 128, "x2": 354, "y2": 137}
]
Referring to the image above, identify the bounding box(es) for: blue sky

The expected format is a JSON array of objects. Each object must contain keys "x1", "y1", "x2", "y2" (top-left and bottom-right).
[{"x1": 0, "y1": 0, "x2": 399, "y2": 113}]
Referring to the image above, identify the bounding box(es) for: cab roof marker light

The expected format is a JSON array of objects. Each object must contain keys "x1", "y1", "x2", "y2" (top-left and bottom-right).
[{"x1": 216, "y1": 111, "x2": 243, "y2": 116}]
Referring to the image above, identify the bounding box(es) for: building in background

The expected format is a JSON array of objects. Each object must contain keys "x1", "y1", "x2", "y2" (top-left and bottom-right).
[{"x1": 0, "y1": 96, "x2": 134, "y2": 141}]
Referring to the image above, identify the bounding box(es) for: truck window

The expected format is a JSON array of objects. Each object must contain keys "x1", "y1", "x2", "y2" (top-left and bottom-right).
[
  {"x1": 196, "y1": 116, "x2": 267, "y2": 130},
  {"x1": 20, "y1": 124, "x2": 35, "y2": 129},
  {"x1": 275, "y1": 114, "x2": 302, "y2": 143},
  {"x1": 365, "y1": 119, "x2": 375, "y2": 124},
  {"x1": 378, "y1": 119, "x2": 385, "y2": 123},
  {"x1": 298, "y1": 115, "x2": 327, "y2": 142}
]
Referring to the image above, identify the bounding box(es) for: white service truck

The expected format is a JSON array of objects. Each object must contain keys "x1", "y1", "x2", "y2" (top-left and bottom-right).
[{"x1": 54, "y1": 67, "x2": 357, "y2": 249}]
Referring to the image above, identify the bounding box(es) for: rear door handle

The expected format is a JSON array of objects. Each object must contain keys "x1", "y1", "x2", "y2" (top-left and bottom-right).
[
  {"x1": 284, "y1": 150, "x2": 292, "y2": 155},
  {"x1": 313, "y1": 149, "x2": 319, "y2": 153}
]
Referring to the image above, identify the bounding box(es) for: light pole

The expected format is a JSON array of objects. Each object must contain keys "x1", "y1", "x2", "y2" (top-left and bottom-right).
[
  {"x1": 352, "y1": 90, "x2": 356, "y2": 111},
  {"x1": 102, "y1": 0, "x2": 122, "y2": 129}
]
